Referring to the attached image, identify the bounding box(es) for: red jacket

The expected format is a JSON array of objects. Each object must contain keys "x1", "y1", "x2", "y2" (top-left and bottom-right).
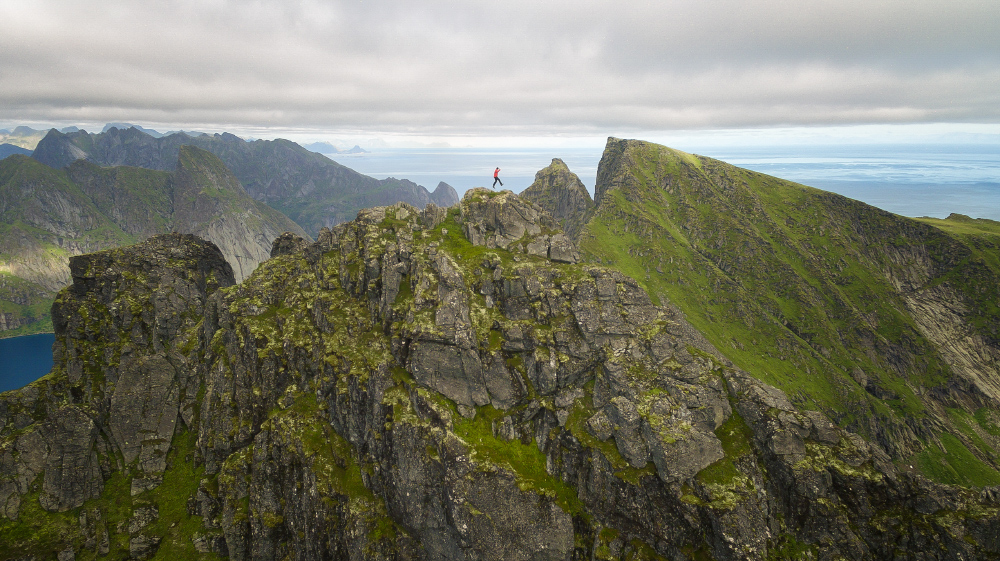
[{"x1": 494, "y1": 168, "x2": 500, "y2": 178}]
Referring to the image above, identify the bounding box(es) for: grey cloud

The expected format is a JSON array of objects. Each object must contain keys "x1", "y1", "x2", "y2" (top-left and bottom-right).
[{"x1": 0, "y1": 0, "x2": 997, "y2": 133}]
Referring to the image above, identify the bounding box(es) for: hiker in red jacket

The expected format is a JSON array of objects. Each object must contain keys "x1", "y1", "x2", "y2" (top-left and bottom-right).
[{"x1": 492, "y1": 167, "x2": 503, "y2": 189}]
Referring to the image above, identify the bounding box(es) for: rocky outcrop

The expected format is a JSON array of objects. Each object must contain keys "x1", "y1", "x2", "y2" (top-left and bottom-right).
[
  {"x1": 4, "y1": 188, "x2": 999, "y2": 560},
  {"x1": 461, "y1": 188, "x2": 580, "y2": 263},
  {"x1": 0, "y1": 234, "x2": 232, "y2": 561},
  {"x1": 520, "y1": 158, "x2": 595, "y2": 240},
  {"x1": 0, "y1": 404, "x2": 103, "y2": 517},
  {"x1": 431, "y1": 181, "x2": 460, "y2": 207}
]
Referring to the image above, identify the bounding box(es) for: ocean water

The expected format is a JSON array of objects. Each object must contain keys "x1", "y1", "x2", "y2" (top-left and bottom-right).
[
  {"x1": 0, "y1": 333, "x2": 55, "y2": 393},
  {"x1": 327, "y1": 143, "x2": 1000, "y2": 220}
]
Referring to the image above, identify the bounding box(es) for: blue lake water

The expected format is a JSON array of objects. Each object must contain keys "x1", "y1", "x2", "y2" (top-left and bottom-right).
[
  {"x1": 0, "y1": 333, "x2": 55, "y2": 393},
  {"x1": 327, "y1": 143, "x2": 1000, "y2": 221}
]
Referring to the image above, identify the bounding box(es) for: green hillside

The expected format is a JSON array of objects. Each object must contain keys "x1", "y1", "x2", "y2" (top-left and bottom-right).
[
  {"x1": 0, "y1": 156, "x2": 138, "y2": 337},
  {"x1": 579, "y1": 138, "x2": 1000, "y2": 486},
  {"x1": 0, "y1": 148, "x2": 306, "y2": 338}
]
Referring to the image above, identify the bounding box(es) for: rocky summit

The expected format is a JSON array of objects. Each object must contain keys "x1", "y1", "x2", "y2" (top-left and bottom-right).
[
  {"x1": 520, "y1": 158, "x2": 595, "y2": 241},
  {"x1": 2, "y1": 176, "x2": 1000, "y2": 560}
]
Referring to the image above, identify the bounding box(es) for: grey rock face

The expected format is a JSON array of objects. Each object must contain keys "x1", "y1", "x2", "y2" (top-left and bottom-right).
[
  {"x1": 108, "y1": 353, "x2": 180, "y2": 474},
  {"x1": 0, "y1": 234, "x2": 233, "y2": 526},
  {"x1": 606, "y1": 397, "x2": 649, "y2": 468},
  {"x1": 0, "y1": 405, "x2": 104, "y2": 515},
  {"x1": 4, "y1": 189, "x2": 1000, "y2": 560},
  {"x1": 128, "y1": 534, "x2": 161, "y2": 560},
  {"x1": 520, "y1": 158, "x2": 595, "y2": 240},
  {"x1": 461, "y1": 188, "x2": 580, "y2": 263}
]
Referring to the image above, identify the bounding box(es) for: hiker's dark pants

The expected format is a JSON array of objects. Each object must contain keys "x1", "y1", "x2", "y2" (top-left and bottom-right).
[{"x1": 493, "y1": 177, "x2": 502, "y2": 188}]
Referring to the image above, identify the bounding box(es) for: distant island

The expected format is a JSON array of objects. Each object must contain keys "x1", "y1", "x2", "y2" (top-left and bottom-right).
[{"x1": 302, "y1": 141, "x2": 368, "y2": 154}]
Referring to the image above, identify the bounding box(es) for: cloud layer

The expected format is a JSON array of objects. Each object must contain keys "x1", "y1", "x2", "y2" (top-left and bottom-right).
[{"x1": 1, "y1": 0, "x2": 997, "y2": 134}]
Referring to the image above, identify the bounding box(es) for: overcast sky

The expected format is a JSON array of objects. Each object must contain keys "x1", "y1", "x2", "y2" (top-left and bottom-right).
[{"x1": 1, "y1": 0, "x2": 998, "y2": 145}]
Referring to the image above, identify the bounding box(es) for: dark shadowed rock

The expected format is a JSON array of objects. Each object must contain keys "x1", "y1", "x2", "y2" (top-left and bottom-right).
[{"x1": 270, "y1": 232, "x2": 309, "y2": 258}]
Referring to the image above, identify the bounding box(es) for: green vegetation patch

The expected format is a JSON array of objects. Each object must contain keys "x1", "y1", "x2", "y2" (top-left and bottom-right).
[
  {"x1": 453, "y1": 404, "x2": 585, "y2": 515},
  {"x1": 766, "y1": 533, "x2": 818, "y2": 560},
  {"x1": 143, "y1": 429, "x2": 221, "y2": 561},
  {"x1": 0, "y1": 427, "x2": 216, "y2": 561},
  {"x1": 0, "y1": 476, "x2": 87, "y2": 559},
  {"x1": 909, "y1": 432, "x2": 1000, "y2": 488},
  {"x1": 696, "y1": 408, "x2": 754, "y2": 487}
]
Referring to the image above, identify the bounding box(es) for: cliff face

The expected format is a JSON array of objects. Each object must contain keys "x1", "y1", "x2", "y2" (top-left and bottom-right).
[
  {"x1": 0, "y1": 156, "x2": 134, "y2": 293},
  {"x1": 2, "y1": 189, "x2": 999, "y2": 560},
  {"x1": 582, "y1": 138, "x2": 1000, "y2": 487},
  {"x1": 520, "y1": 158, "x2": 595, "y2": 240},
  {"x1": 33, "y1": 127, "x2": 460, "y2": 236},
  {"x1": 0, "y1": 234, "x2": 234, "y2": 559},
  {"x1": 0, "y1": 147, "x2": 305, "y2": 334},
  {"x1": 431, "y1": 181, "x2": 460, "y2": 207}
]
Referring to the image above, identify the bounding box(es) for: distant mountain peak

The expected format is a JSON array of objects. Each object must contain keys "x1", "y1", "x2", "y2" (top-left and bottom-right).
[
  {"x1": 0, "y1": 143, "x2": 32, "y2": 160},
  {"x1": 431, "y1": 181, "x2": 459, "y2": 207},
  {"x1": 102, "y1": 122, "x2": 164, "y2": 138}
]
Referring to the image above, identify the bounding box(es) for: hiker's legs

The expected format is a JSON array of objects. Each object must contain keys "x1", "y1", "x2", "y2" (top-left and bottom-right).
[{"x1": 493, "y1": 177, "x2": 501, "y2": 188}]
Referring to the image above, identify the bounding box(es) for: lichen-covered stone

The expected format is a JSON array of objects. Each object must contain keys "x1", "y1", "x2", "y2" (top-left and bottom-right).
[{"x1": 3, "y1": 190, "x2": 1000, "y2": 561}]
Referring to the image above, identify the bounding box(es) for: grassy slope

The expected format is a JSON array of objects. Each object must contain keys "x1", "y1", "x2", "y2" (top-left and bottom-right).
[
  {"x1": 579, "y1": 140, "x2": 1000, "y2": 486},
  {"x1": 67, "y1": 160, "x2": 174, "y2": 237}
]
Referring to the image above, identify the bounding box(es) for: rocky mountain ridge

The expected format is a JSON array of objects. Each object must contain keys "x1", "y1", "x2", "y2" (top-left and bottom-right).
[
  {"x1": 2, "y1": 182, "x2": 999, "y2": 559},
  {"x1": 32, "y1": 127, "x2": 460, "y2": 236},
  {"x1": 580, "y1": 138, "x2": 1000, "y2": 488}
]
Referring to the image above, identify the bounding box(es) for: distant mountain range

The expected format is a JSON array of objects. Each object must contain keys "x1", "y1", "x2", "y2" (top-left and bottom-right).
[
  {"x1": 0, "y1": 144, "x2": 31, "y2": 160},
  {"x1": 301, "y1": 141, "x2": 368, "y2": 154},
  {"x1": 0, "y1": 126, "x2": 76, "y2": 151},
  {"x1": 32, "y1": 126, "x2": 458, "y2": 235}
]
